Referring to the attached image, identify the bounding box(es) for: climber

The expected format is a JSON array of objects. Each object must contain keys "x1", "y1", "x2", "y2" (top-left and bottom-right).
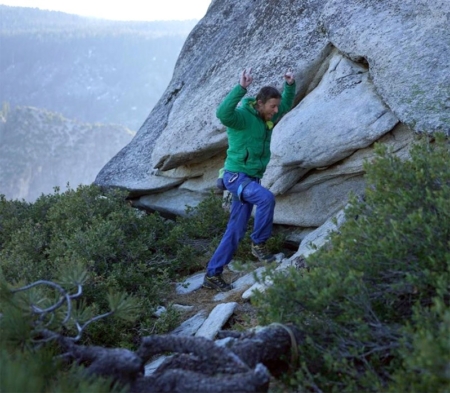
[{"x1": 203, "y1": 67, "x2": 296, "y2": 291}]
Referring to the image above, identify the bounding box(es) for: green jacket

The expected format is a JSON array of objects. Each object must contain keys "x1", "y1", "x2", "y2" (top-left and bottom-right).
[{"x1": 217, "y1": 82, "x2": 296, "y2": 178}]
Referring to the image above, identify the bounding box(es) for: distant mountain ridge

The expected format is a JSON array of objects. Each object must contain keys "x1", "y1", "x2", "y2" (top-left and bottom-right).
[
  {"x1": 0, "y1": 5, "x2": 197, "y2": 36},
  {"x1": 0, "y1": 104, "x2": 134, "y2": 201},
  {"x1": 0, "y1": 5, "x2": 197, "y2": 131}
]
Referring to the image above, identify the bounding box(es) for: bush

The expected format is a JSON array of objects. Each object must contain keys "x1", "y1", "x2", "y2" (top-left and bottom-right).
[
  {"x1": 254, "y1": 134, "x2": 450, "y2": 392},
  {"x1": 0, "y1": 185, "x2": 230, "y2": 348},
  {"x1": 0, "y1": 346, "x2": 126, "y2": 393},
  {"x1": 0, "y1": 185, "x2": 233, "y2": 392}
]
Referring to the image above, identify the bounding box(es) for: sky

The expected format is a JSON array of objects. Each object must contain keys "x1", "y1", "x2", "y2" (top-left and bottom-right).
[{"x1": 0, "y1": 0, "x2": 212, "y2": 21}]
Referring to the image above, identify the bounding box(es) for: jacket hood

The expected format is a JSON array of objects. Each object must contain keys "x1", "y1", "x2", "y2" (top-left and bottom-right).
[
  {"x1": 241, "y1": 96, "x2": 257, "y2": 112},
  {"x1": 240, "y1": 97, "x2": 274, "y2": 130}
]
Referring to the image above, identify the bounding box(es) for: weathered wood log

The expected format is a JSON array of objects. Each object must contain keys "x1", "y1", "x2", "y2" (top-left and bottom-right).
[
  {"x1": 55, "y1": 334, "x2": 144, "y2": 384},
  {"x1": 52, "y1": 323, "x2": 303, "y2": 392},
  {"x1": 217, "y1": 323, "x2": 304, "y2": 377},
  {"x1": 131, "y1": 365, "x2": 270, "y2": 393},
  {"x1": 137, "y1": 335, "x2": 250, "y2": 374}
]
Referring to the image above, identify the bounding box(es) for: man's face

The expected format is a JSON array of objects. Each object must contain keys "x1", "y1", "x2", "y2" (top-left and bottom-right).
[{"x1": 258, "y1": 98, "x2": 281, "y2": 121}]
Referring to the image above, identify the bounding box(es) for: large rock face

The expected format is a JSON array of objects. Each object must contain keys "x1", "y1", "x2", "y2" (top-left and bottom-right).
[{"x1": 95, "y1": 0, "x2": 449, "y2": 230}]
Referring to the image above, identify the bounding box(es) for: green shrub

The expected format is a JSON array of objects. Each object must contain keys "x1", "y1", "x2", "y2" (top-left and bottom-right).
[
  {"x1": 255, "y1": 134, "x2": 450, "y2": 392},
  {"x1": 390, "y1": 299, "x2": 450, "y2": 392},
  {"x1": 0, "y1": 346, "x2": 126, "y2": 393},
  {"x1": 0, "y1": 185, "x2": 229, "y2": 348},
  {"x1": 0, "y1": 265, "x2": 135, "y2": 393},
  {"x1": 0, "y1": 186, "x2": 232, "y2": 391}
]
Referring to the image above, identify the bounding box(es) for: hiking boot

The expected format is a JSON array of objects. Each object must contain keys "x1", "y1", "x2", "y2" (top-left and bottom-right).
[
  {"x1": 251, "y1": 242, "x2": 276, "y2": 263},
  {"x1": 203, "y1": 274, "x2": 233, "y2": 292}
]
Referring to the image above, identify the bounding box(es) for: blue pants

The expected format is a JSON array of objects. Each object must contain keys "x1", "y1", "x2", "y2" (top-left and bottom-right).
[{"x1": 206, "y1": 171, "x2": 275, "y2": 276}]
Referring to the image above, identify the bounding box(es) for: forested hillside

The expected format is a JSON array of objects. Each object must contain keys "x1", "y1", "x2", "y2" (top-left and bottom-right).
[
  {"x1": 0, "y1": 5, "x2": 197, "y2": 201},
  {"x1": 0, "y1": 103, "x2": 134, "y2": 201},
  {"x1": 0, "y1": 5, "x2": 197, "y2": 131}
]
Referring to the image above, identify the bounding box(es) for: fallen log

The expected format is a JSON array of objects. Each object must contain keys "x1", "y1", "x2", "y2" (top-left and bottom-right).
[{"x1": 55, "y1": 323, "x2": 303, "y2": 392}]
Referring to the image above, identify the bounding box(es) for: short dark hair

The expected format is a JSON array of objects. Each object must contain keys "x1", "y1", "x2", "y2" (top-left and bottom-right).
[{"x1": 256, "y1": 86, "x2": 281, "y2": 103}]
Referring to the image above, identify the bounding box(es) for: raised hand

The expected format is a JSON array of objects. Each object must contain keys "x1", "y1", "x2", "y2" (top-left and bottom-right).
[
  {"x1": 239, "y1": 68, "x2": 253, "y2": 88},
  {"x1": 284, "y1": 68, "x2": 295, "y2": 85}
]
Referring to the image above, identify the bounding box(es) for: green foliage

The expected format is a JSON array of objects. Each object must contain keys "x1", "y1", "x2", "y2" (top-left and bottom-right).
[
  {"x1": 0, "y1": 347, "x2": 126, "y2": 393},
  {"x1": 154, "y1": 190, "x2": 231, "y2": 273},
  {"x1": 0, "y1": 186, "x2": 232, "y2": 391},
  {"x1": 0, "y1": 185, "x2": 229, "y2": 349},
  {"x1": 140, "y1": 306, "x2": 183, "y2": 336},
  {"x1": 390, "y1": 299, "x2": 450, "y2": 392},
  {"x1": 255, "y1": 134, "x2": 450, "y2": 392},
  {"x1": 183, "y1": 192, "x2": 231, "y2": 239},
  {"x1": 0, "y1": 272, "x2": 131, "y2": 392}
]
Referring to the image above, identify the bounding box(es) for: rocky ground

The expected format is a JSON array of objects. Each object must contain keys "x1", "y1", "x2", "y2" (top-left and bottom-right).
[
  {"x1": 171, "y1": 263, "x2": 263, "y2": 324},
  {"x1": 145, "y1": 247, "x2": 299, "y2": 376}
]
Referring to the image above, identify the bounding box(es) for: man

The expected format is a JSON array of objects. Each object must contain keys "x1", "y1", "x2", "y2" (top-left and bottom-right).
[{"x1": 203, "y1": 67, "x2": 296, "y2": 291}]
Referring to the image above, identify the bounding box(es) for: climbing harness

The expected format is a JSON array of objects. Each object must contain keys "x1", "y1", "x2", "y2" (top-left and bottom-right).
[{"x1": 237, "y1": 178, "x2": 253, "y2": 203}]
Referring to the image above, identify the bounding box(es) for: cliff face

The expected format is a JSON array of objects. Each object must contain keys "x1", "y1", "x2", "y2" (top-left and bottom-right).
[
  {"x1": 0, "y1": 106, "x2": 133, "y2": 201},
  {"x1": 95, "y1": 0, "x2": 450, "y2": 229}
]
